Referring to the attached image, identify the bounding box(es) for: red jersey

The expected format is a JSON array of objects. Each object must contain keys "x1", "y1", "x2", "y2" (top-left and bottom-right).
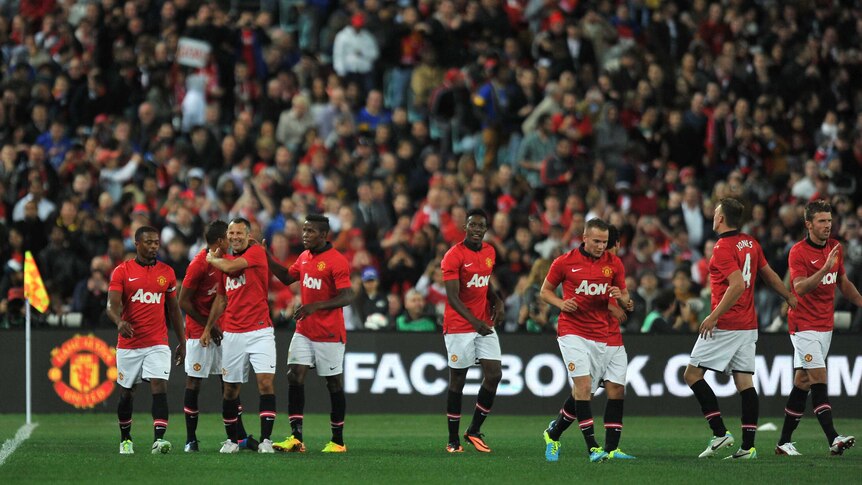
[
  {"x1": 217, "y1": 244, "x2": 272, "y2": 333},
  {"x1": 109, "y1": 259, "x2": 177, "y2": 349},
  {"x1": 441, "y1": 241, "x2": 496, "y2": 334},
  {"x1": 605, "y1": 299, "x2": 623, "y2": 347},
  {"x1": 787, "y1": 238, "x2": 844, "y2": 333},
  {"x1": 181, "y1": 249, "x2": 222, "y2": 339},
  {"x1": 288, "y1": 244, "x2": 352, "y2": 342},
  {"x1": 709, "y1": 231, "x2": 766, "y2": 330},
  {"x1": 546, "y1": 247, "x2": 626, "y2": 341}
]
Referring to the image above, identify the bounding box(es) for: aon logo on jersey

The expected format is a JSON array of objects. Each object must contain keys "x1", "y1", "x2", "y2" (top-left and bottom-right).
[
  {"x1": 821, "y1": 272, "x2": 838, "y2": 285},
  {"x1": 226, "y1": 274, "x2": 246, "y2": 291},
  {"x1": 303, "y1": 274, "x2": 322, "y2": 290},
  {"x1": 575, "y1": 281, "x2": 608, "y2": 296},
  {"x1": 131, "y1": 289, "x2": 162, "y2": 304},
  {"x1": 466, "y1": 274, "x2": 490, "y2": 288}
]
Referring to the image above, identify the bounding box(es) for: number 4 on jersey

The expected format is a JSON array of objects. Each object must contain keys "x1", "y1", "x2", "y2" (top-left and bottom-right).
[{"x1": 741, "y1": 253, "x2": 751, "y2": 288}]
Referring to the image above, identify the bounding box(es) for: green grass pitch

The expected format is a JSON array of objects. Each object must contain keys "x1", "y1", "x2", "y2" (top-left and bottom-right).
[{"x1": 0, "y1": 414, "x2": 859, "y2": 484}]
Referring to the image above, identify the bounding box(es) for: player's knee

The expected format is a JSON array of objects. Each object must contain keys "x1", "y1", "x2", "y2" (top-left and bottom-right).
[
  {"x1": 223, "y1": 383, "x2": 241, "y2": 400},
  {"x1": 186, "y1": 377, "x2": 202, "y2": 391},
  {"x1": 683, "y1": 366, "x2": 702, "y2": 386},
  {"x1": 287, "y1": 369, "x2": 304, "y2": 385},
  {"x1": 150, "y1": 380, "x2": 168, "y2": 394},
  {"x1": 606, "y1": 383, "x2": 625, "y2": 399},
  {"x1": 448, "y1": 369, "x2": 467, "y2": 391},
  {"x1": 326, "y1": 379, "x2": 343, "y2": 394},
  {"x1": 484, "y1": 368, "x2": 502, "y2": 387}
]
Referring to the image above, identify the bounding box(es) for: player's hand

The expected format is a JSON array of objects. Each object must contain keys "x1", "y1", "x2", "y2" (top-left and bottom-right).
[
  {"x1": 622, "y1": 298, "x2": 635, "y2": 312},
  {"x1": 175, "y1": 341, "x2": 186, "y2": 366},
  {"x1": 293, "y1": 303, "x2": 318, "y2": 321},
  {"x1": 472, "y1": 321, "x2": 494, "y2": 336},
  {"x1": 209, "y1": 326, "x2": 223, "y2": 346},
  {"x1": 206, "y1": 247, "x2": 224, "y2": 263},
  {"x1": 699, "y1": 315, "x2": 718, "y2": 339},
  {"x1": 200, "y1": 333, "x2": 211, "y2": 347},
  {"x1": 608, "y1": 286, "x2": 622, "y2": 299},
  {"x1": 825, "y1": 244, "x2": 840, "y2": 270},
  {"x1": 785, "y1": 294, "x2": 798, "y2": 310},
  {"x1": 117, "y1": 320, "x2": 134, "y2": 338},
  {"x1": 492, "y1": 304, "x2": 505, "y2": 325},
  {"x1": 609, "y1": 304, "x2": 627, "y2": 323},
  {"x1": 560, "y1": 298, "x2": 578, "y2": 313}
]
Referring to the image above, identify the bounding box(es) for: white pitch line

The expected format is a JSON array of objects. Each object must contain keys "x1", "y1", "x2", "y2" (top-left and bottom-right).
[{"x1": 0, "y1": 423, "x2": 38, "y2": 466}]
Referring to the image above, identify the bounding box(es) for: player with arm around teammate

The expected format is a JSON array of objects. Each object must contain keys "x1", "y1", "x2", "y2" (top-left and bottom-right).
[
  {"x1": 202, "y1": 217, "x2": 278, "y2": 453},
  {"x1": 178, "y1": 220, "x2": 256, "y2": 452},
  {"x1": 776, "y1": 199, "x2": 858, "y2": 456},
  {"x1": 107, "y1": 226, "x2": 185, "y2": 455}
]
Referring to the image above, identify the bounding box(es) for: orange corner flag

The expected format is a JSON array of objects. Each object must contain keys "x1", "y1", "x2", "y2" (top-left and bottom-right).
[{"x1": 24, "y1": 250, "x2": 50, "y2": 313}]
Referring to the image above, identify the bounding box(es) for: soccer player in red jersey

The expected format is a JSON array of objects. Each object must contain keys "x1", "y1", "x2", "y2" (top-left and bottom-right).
[
  {"x1": 594, "y1": 224, "x2": 636, "y2": 460},
  {"x1": 266, "y1": 214, "x2": 354, "y2": 453},
  {"x1": 440, "y1": 209, "x2": 505, "y2": 454},
  {"x1": 202, "y1": 217, "x2": 277, "y2": 453},
  {"x1": 540, "y1": 218, "x2": 633, "y2": 463},
  {"x1": 683, "y1": 198, "x2": 796, "y2": 460},
  {"x1": 107, "y1": 226, "x2": 185, "y2": 455},
  {"x1": 179, "y1": 220, "x2": 255, "y2": 452},
  {"x1": 776, "y1": 200, "x2": 860, "y2": 456}
]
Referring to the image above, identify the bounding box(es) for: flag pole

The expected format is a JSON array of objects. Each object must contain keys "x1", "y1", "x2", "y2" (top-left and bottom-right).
[{"x1": 25, "y1": 297, "x2": 32, "y2": 425}]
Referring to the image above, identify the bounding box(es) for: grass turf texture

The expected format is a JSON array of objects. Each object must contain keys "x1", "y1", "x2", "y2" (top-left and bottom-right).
[{"x1": 0, "y1": 414, "x2": 859, "y2": 484}]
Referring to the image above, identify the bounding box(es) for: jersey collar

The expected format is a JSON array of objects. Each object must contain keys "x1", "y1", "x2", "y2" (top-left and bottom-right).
[
  {"x1": 805, "y1": 236, "x2": 827, "y2": 249},
  {"x1": 717, "y1": 230, "x2": 739, "y2": 239},
  {"x1": 579, "y1": 244, "x2": 599, "y2": 260},
  {"x1": 310, "y1": 242, "x2": 332, "y2": 255},
  {"x1": 134, "y1": 257, "x2": 156, "y2": 267}
]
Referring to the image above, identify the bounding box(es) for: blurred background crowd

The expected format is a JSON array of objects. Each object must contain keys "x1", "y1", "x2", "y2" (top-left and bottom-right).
[{"x1": 2, "y1": 0, "x2": 862, "y2": 333}]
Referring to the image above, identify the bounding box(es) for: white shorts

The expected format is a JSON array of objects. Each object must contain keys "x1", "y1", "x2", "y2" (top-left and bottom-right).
[
  {"x1": 287, "y1": 333, "x2": 345, "y2": 377},
  {"x1": 593, "y1": 345, "x2": 628, "y2": 393},
  {"x1": 689, "y1": 329, "x2": 757, "y2": 375},
  {"x1": 116, "y1": 345, "x2": 171, "y2": 389},
  {"x1": 221, "y1": 327, "x2": 276, "y2": 383},
  {"x1": 558, "y1": 334, "x2": 606, "y2": 379},
  {"x1": 444, "y1": 331, "x2": 502, "y2": 369},
  {"x1": 185, "y1": 339, "x2": 222, "y2": 378},
  {"x1": 791, "y1": 330, "x2": 832, "y2": 369}
]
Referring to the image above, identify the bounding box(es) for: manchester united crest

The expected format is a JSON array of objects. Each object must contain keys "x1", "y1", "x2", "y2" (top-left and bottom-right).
[
  {"x1": 602, "y1": 266, "x2": 613, "y2": 277},
  {"x1": 48, "y1": 335, "x2": 117, "y2": 408},
  {"x1": 193, "y1": 363, "x2": 202, "y2": 372},
  {"x1": 317, "y1": 261, "x2": 326, "y2": 271},
  {"x1": 485, "y1": 257, "x2": 493, "y2": 268},
  {"x1": 804, "y1": 354, "x2": 813, "y2": 362},
  {"x1": 157, "y1": 275, "x2": 167, "y2": 287},
  {"x1": 568, "y1": 362, "x2": 576, "y2": 372}
]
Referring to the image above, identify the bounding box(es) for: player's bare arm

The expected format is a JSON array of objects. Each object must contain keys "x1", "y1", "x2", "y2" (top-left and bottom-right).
[
  {"x1": 444, "y1": 279, "x2": 492, "y2": 335},
  {"x1": 166, "y1": 292, "x2": 186, "y2": 365},
  {"x1": 793, "y1": 244, "x2": 840, "y2": 296},
  {"x1": 699, "y1": 270, "x2": 744, "y2": 339},
  {"x1": 759, "y1": 264, "x2": 797, "y2": 309},
  {"x1": 609, "y1": 286, "x2": 635, "y2": 311},
  {"x1": 206, "y1": 248, "x2": 250, "y2": 273},
  {"x1": 838, "y1": 273, "x2": 862, "y2": 307},
  {"x1": 488, "y1": 281, "x2": 505, "y2": 325},
  {"x1": 178, "y1": 284, "x2": 208, "y2": 326},
  {"x1": 107, "y1": 290, "x2": 133, "y2": 338},
  {"x1": 608, "y1": 302, "x2": 627, "y2": 323},
  {"x1": 293, "y1": 287, "x2": 354, "y2": 321},
  {"x1": 261, "y1": 238, "x2": 297, "y2": 285},
  {"x1": 201, "y1": 293, "x2": 226, "y2": 347},
  {"x1": 540, "y1": 278, "x2": 578, "y2": 314}
]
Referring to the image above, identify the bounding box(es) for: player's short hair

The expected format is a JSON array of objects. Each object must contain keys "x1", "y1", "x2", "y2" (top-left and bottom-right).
[
  {"x1": 718, "y1": 198, "x2": 744, "y2": 229},
  {"x1": 305, "y1": 214, "x2": 330, "y2": 232},
  {"x1": 584, "y1": 218, "x2": 609, "y2": 234},
  {"x1": 607, "y1": 224, "x2": 620, "y2": 248},
  {"x1": 804, "y1": 199, "x2": 832, "y2": 222},
  {"x1": 466, "y1": 208, "x2": 489, "y2": 223},
  {"x1": 134, "y1": 225, "x2": 158, "y2": 242},
  {"x1": 229, "y1": 217, "x2": 251, "y2": 232},
  {"x1": 205, "y1": 220, "x2": 228, "y2": 244}
]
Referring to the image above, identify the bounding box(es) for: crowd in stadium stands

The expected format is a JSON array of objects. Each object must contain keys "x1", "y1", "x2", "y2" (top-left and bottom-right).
[{"x1": 1, "y1": 0, "x2": 862, "y2": 333}]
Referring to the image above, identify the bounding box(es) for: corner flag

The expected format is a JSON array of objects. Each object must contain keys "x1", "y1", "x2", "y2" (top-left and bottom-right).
[{"x1": 23, "y1": 251, "x2": 50, "y2": 313}]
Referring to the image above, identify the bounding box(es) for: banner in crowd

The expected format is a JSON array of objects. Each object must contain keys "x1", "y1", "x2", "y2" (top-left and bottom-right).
[{"x1": 1, "y1": 330, "x2": 860, "y2": 416}]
